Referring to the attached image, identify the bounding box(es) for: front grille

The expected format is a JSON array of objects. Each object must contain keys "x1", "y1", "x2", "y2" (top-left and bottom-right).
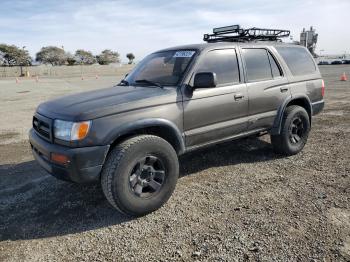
[{"x1": 33, "y1": 114, "x2": 52, "y2": 142}]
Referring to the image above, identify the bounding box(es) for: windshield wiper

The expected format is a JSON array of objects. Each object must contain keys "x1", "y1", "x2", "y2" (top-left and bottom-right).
[
  {"x1": 135, "y1": 79, "x2": 163, "y2": 89},
  {"x1": 118, "y1": 79, "x2": 129, "y2": 86}
]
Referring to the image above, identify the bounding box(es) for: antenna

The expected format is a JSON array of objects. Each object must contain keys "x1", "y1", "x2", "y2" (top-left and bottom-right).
[{"x1": 204, "y1": 25, "x2": 290, "y2": 43}]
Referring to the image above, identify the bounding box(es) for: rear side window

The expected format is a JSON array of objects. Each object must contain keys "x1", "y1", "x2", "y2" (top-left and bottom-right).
[
  {"x1": 276, "y1": 46, "x2": 316, "y2": 76},
  {"x1": 268, "y1": 52, "x2": 282, "y2": 78},
  {"x1": 242, "y1": 49, "x2": 272, "y2": 82},
  {"x1": 196, "y1": 49, "x2": 240, "y2": 86}
]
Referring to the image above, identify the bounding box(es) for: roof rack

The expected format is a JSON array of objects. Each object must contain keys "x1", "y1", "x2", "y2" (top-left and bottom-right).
[{"x1": 203, "y1": 25, "x2": 290, "y2": 43}]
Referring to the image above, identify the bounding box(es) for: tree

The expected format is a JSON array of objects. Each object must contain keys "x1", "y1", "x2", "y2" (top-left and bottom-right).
[
  {"x1": 75, "y1": 49, "x2": 96, "y2": 65},
  {"x1": 126, "y1": 53, "x2": 135, "y2": 64},
  {"x1": 0, "y1": 44, "x2": 32, "y2": 66},
  {"x1": 66, "y1": 52, "x2": 76, "y2": 66},
  {"x1": 96, "y1": 49, "x2": 120, "y2": 65},
  {"x1": 36, "y1": 46, "x2": 67, "y2": 66}
]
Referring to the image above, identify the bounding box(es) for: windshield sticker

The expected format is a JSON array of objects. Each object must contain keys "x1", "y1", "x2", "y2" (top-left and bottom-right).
[{"x1": 173, "y1": 51, "x2": 195, "y2": 58}]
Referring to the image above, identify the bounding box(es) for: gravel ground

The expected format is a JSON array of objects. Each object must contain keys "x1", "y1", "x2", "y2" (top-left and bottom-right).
[{"x1": 0, "y1": 66, "x2": 349, "y2": 261}]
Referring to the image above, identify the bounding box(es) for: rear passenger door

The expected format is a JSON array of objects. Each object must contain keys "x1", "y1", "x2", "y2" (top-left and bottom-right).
[
  {"x1": 183, "y1": 49, "x2": 248, "y2": 147},
  {"x1": 241, "y1": 48, "x2": 290, "y2": 131}
]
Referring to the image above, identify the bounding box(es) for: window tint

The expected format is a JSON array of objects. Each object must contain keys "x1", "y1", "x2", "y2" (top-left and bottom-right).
[
  {"x1": 276, "y1": 46, "x2": 316, "y2": 76},
  {"x1": 125, "y1": 50, "x2": 195, "y2": 86},
  {"x1": 268, "y1": 52, "x2": 282, "y2": 78},
  {"x1": 196, "y1": 49, "x2": 240, "y2": 86},
  {"x1": 242, "y1": 49, "x2": 272, "y2": 82}
]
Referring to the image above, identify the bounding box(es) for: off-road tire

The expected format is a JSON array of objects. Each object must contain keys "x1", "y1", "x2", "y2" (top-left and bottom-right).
[
  {"x1": 271, "y1": 105, "x2": 310, "y2": 155},
  {"x1": 101, "y1": 135, "x2": 179, "y2": 216}
]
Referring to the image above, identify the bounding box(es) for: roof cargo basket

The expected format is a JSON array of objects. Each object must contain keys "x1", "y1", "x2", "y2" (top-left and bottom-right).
[{"x1": 203, "y1": 25, "x2": 290, "y2": 43}]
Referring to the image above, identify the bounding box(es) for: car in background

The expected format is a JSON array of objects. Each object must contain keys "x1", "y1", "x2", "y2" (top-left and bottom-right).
[
  {"x1": 342, "y1": 60, "x2": 350, "y2": 64},
  {"x1": 331, "y1": 60, "x2": 343, "y2": 65},
  {"x1": 318, "y1": 61, "x2": 330, "y2": 65}
]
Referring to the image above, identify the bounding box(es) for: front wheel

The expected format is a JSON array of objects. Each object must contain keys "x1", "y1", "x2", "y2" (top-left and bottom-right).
[
  {"x1": 271, "y1": 105, "x2": 310, "y2": 156},
  {"x1": 101, "y1": 135, "x2": 179, "y2": 216}
]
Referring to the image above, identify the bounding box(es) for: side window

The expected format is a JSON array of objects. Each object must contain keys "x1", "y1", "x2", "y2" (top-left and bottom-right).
[
  {"x1": 276, "y1": 46, "x2": 316, "y2": 76},
  {"x1": 196, "y1": 49, "x2": 240, "y2": 86},
  {"x1": 242, "y1": 49, "x2": 272, "y2": 82},
  {"x1": 268, "y1": 52, "x2": 282, "y2": 78}
]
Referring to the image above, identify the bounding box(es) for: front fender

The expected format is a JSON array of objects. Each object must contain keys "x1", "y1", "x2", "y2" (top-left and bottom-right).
[{"x1": 104, "y1": 118, "x2": 185, "y2": 154}]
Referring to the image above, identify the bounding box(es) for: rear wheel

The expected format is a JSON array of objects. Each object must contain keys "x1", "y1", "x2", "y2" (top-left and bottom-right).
[
  {"x1": 271, "y1": 105, "x2": 310, "y2": 155},
  {"x1": 101, "y1": 135, "x2": 179, "y2": 216}
]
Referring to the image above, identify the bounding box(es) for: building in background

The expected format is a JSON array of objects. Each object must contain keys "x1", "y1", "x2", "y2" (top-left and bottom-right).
[{"x1": 300, "y1": 26, "x2": 318, "y2": 57}]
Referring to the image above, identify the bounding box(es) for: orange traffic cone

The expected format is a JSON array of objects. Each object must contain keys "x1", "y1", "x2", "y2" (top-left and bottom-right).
[
  {"x1": 340, "y1": 72, "x2": 348, "y2": 81},
  {"x1": 16, "y1": 77, "x2": 19, "y2": 84}
]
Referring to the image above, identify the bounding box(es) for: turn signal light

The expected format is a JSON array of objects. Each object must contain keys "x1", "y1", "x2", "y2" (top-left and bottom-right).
[
  {"x1": 71, "y1": 121, "x2": 90, "y2": 140},
  {"x1": 51, "y1": 153, "x2": 70, "y2": 166}
]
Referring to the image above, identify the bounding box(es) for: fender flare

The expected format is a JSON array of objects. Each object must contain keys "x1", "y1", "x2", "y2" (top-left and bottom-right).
[
  {"x1": 106, "y1": 118, "x2": 186, "y2": 155},
  {"x1": 271, "y1": 95, "x2": 313, "y2": 135}
]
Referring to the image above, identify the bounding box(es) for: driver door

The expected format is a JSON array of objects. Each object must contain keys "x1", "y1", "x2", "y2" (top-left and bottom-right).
[{"x1": 182, "y1": 49, "x2": 248, "y2": 148}]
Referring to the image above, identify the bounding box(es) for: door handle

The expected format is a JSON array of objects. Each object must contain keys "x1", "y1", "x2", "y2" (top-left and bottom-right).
[
  {"x1": 280, "y1": 87, "x2": 289, "y2": 93},
  {"x1": 234, "y1": 94, "x2": 245, "y2": 100}
]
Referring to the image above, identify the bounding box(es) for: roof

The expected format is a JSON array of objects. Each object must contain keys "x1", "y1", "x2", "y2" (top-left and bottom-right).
[
  {"x1": 155, "y1": 25, "x2": 296, "y2": 54},
  {"x1": 155, "y1": 41, "x2": 297, "y2": 54}
]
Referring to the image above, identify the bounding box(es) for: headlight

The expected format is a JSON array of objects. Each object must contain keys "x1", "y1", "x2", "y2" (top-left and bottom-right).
[{"x1": 54, "y1": 120, "x2": 91, "y2": 141}]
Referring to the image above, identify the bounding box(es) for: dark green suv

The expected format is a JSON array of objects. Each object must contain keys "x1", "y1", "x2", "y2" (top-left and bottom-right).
[{"x1": 29, "y1": 27, "x2": 324, "y2": 216}]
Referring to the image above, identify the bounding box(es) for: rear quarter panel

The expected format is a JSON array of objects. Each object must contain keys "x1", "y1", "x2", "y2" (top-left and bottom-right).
[
  {"x1": 289, "y1": 75, "x2": 323, "y2": 103},
  {"x1": 271, "y1": 46, "x2": 323, "y2": 104}
]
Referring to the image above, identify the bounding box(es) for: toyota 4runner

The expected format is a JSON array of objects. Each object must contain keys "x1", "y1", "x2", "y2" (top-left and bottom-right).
[{"x1": 29, "y1": 26, "x2": 325, "y2": 216}]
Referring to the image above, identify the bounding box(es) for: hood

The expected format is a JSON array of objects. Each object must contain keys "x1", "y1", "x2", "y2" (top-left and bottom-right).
[{"x1": 37, "y1": 85, "x2": 179, "y2": 121}]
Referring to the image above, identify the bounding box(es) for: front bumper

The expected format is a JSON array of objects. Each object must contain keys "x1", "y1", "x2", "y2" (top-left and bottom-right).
[{"x1": 29, "y1": 128, "x2": 110, "y2": 183}]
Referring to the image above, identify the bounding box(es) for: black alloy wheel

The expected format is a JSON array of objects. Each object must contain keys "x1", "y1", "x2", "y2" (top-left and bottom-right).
[
  {"x1": 129, "y1": 155, "x2": 166, "y2": 198},
  {"x1": 289, "y1": 116, "x2": 305, "y2": 144}
]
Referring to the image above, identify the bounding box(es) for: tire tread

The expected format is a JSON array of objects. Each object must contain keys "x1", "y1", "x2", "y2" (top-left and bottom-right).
[
  {"x1": 271, "y1": 105, "x2": 309, "y2": 155},
  {"x1": 101, "y1": 135, "x2": 175, "y2": 215}
]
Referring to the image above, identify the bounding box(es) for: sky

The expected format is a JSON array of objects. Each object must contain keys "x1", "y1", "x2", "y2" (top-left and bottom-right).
[{"x1": 1, "y1": 0, "x2": 349, "y2": 62}]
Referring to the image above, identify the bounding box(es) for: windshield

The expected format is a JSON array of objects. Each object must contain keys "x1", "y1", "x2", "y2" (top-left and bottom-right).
[{"x1": 124, "y1": 50, "x2": 196, "y2": 87}]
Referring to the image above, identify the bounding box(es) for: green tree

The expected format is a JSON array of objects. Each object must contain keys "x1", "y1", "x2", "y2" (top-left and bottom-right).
[
  {"x1": 36, "y1": 46, "x2": 67, "y2": 66},
  {"x1": 126, "y1": 53, "x2": 135, "y2": 64},
  {"x1": 75, "y1": 49, "x2": 96, "y2": 65},
  {"x1": 66, "y1": 52, "x2": 76, "y2": 66},
  {"x1": 0, "y1": 44, "x2": 32, "y2": 66},
  {"x1": 96, "y1": 49, "x2": 120, "y2": 65}
]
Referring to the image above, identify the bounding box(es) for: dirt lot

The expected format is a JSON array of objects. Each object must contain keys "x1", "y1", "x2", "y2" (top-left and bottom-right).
[
  {"x1": 0, "y1": 76, "x2": 124, "y2": 145},
  {"x1": 0, "y1": 66, "x2": 349, "y2": 261}
]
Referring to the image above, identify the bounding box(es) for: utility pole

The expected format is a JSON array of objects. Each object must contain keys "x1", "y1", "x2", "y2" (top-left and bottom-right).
[{"x1": 19, "y1": 46, "x2": 26, "y2": 76}]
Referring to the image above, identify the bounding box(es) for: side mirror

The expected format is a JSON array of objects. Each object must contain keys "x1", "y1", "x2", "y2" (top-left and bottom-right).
[{"x1": 193, "y1": 72, "x2": 217, "y2": 89}]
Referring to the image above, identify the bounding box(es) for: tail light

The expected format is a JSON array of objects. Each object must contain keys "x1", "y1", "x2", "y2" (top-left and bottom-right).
[{"x1": 321, "y1": 79, "x2": 325, "y2": 97}]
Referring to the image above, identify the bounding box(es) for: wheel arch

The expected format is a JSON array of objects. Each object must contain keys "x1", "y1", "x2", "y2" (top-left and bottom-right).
[
  {"x1": 271, "y1": 95, "x2": 312, "y2": 135},
  {"x1": 106, "y1": 118, "x2": 185, "y2": 155}
]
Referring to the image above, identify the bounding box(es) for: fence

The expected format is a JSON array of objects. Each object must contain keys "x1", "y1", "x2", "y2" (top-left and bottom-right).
[{"x1": 0, "y1": 64, "x2": 134, "y2": 78}]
